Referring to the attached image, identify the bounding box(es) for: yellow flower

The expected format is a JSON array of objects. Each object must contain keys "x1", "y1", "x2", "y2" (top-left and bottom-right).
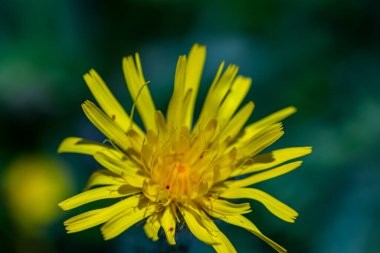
[{"x1": 58, "y1": 44, "x2": 311, "y2": 252}]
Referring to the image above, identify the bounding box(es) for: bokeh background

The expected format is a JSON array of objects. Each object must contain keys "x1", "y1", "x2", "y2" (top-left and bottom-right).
[{"x1": 1, "y1": 0, "x2": 379, "y2": 252}]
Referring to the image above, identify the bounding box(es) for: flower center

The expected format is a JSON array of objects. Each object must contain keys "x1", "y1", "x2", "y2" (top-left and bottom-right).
[
  {"x1": 162, "y1": 162, "x2": 192, "y2": 199},
  {"x1": 141, "y1": 126, "x2": 220, "y2": 205}
]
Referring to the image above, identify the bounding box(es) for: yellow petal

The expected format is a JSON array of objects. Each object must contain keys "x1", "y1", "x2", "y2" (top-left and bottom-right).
[
  {"x1": 184, "y1": 204, "x2": 237, "y2": 253},
  {"x1": 58, "y1": 137, "x2": 109, "y2": 155},
  {"x1": 160, "y1": 206, "x2": 176, "y2": 245},
  {"x1": 219, "y1": 214, "x2": 286, "y2": 253},
  {"x1": 185, "y1": 118, "x2": 218, "y2": 165},
  {"x1": 123, "y1": 53, "x2": 156, "y2": 131},
  {"x1": 198, "y1": 197, "x2": 251, "y2": 216},
  {"x1": 146, "y1": 129, "x2": 159, "y2": 147},
  {"x1": 101, "y1": 202, "x2": 155, "y2": 240},
  {"x1": 155, "y1": 111, "x2": 169, "y2": 143},
  {"x1": 126, "y1": 129, "x2": 144, "y2": 154},
  {"x1": 83, "y1": 69, "x2": 143, "y2": 136},
  {"x1": 58, "y1": 185, "x2": 140, "y2": 210},
  {"x1": 65, "y1": 209, "x2": 106, "y2": 233},
  {"x1": 234, "y1": 123, "x2": 284, "y2": 160},
  {"x1": 208, "y1": 61, "x2": 225, "y2": 92},
  {"x1": 213, "y1": 148, "x2": 237, "y2": 183},
  {"x1": 64, "y1": 194, "x2": 141, "y2": 233},
  {"x1": 93, "y1": 151, "x2": 146, "y2": 188},
  {"x1": 141, "y1": 179, "x2": 169, "y2": 203},
  {"x1": 220, "y1": 188, "x2": 298, "y2": 223},
  {"x1": 237, "y1": 106, "x2": 296, "y2": 144},
  {"x1": 180, "y1": 88, "x2": 194, "y2": 127},
  {"x1": 81, "y1": 100, "x2": 131, "y2": 151},
  {"x1": 183, "y1": 44, "x2": 206, "y2": 128},
  {"x1": 227, "y1": 161, "x2": 303, "y2": 188},
  {"x1": 144, "y1": 214, "x2": 161, "y2": 241},
  {"x1": 179, "y1": 205, "x2": 218, "y2": 245},
  {"x1": 211, "y1": 228, "x2": 237, "y2": 253},
  {"x1": 167, "y1": 55, "x2": 187, "y2": 130},
  {"x1": 195, "y1": 64, "x2": 239, "y2": 131},
  {"x1": 219, "y1": 101, "x2": 254, "y2": 143},
  {"x1": 84, "y1": 170, "x2": 121, "y2": 190},
  {"x1": 217, "y1": 76, "x2": 252, "y2": 127},
  {"x1": 235, "y1": 147, "x2": 312, "y2": 176},
  {"x1": 140, "y1": 143, "x2": 155, "y2": 172},
  {"x1": 174, "y1": 126, "x2": 191, "y2": 154}
]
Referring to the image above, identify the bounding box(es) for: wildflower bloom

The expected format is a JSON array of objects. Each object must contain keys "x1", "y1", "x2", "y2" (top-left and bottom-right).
[{"x1": 58, "y1": 44, "x2": 311, "y2": 252}]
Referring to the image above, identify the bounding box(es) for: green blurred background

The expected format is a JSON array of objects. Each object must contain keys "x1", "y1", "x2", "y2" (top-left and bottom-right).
[{"x1": 1, "y1": 0, "x2": 379, "y2": 252}]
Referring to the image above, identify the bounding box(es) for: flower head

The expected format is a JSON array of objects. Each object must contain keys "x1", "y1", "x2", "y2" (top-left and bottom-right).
[{"x1": 58, "y1": 44, "x2": 311, "y2": 252}]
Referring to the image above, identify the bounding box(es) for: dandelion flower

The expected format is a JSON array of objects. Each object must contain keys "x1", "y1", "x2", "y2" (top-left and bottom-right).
[{"x1": 58, "y1": 44, "x2": 311, "y2": 252}]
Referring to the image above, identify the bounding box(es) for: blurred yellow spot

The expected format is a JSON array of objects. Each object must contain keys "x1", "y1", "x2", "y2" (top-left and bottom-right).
[{"x1": 2, "y1": 154, "x2": 73, "y2": 237}]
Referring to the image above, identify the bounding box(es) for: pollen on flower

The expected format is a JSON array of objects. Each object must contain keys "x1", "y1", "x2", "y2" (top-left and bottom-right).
[{"x1": 111, "y1": 114, "x2": 116, "y2": 120}]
